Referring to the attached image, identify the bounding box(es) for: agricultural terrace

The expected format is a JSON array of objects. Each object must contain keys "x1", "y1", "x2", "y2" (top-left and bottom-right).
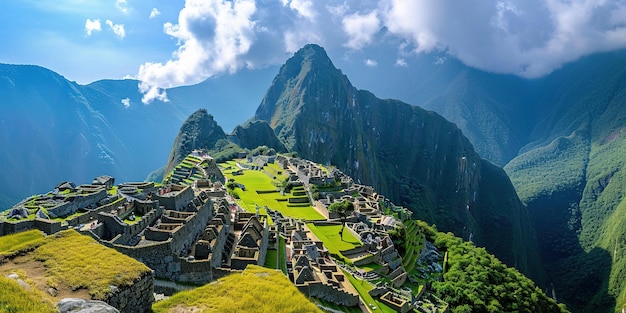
[
  {"x1": 152, "y1": 265, "x2": 322, "y2": 313},
  {"x1": 343, "y1": 270, "x2": 396, "y2": 313},
  {"x1": 163, "y1": 154, "x2": 207, "y2": 186},
  {"x1": 306, "y1": 224, "x2": 362, "y2": 263},
  {"x1": 220, "y1": 162, "x2": 325, "y2": 221},
  {"x1": 0, "y1": 230, "x2": 151, "y2": 301}
]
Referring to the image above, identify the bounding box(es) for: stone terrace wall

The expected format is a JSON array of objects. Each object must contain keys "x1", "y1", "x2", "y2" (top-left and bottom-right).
[
  {"x1": 47, "y1": 189, "x2": 108, "y2": 218},
  {"x1": 306, "y1": 282, "x2": 359, "y2": 307},
  {"x1": 105, "y1": 270, "x2": 154, "y2": 313},
  {"x1": 1, "y1": 220, "x2": 35, "y2": 235},
  {"x1": 114, "y1": 240, "x2": 213, "y2": 284},
  {"x1": 154, "y1": 186, "x2": 194, "y2": 211},
  {"x1": 109, "y1": 198, "x2": 214, "y2": 283}
]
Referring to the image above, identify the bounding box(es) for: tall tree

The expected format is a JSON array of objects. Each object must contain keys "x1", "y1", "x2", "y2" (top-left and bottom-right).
[{"x1": 328, "y1": 200, "x2": 355, "y2": 240}]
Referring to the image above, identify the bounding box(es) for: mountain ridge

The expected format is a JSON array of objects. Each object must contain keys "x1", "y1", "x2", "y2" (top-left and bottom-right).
[{"x1": 251, "y1": 44, "x2": 545, "y2": 285}]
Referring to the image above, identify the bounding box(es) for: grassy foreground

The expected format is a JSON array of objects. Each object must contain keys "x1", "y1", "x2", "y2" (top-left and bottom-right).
[
  {"x1": 152, "y1": 265, "x2": 321, "y2": 313},
  {"x1": 0, "y1": 230, "x2": 151, "y2": 301},
  {"x1": 0, "y1": 229, "x2": 45, "y2": 258},
  {"x1": 32, "y1": 230, "x2": 151, "y2": 299},
  {"x1": 0, "y1": 276, "x2": 56, "y2": 313}
]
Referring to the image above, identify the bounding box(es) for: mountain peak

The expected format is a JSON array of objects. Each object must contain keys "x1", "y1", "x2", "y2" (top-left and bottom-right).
[
  {"x1": 292, "y1": 44, "x2": 332, "y2": 65},
  {"x1": 164, "y1": 109, "x2": 227, "y2": 175},
  {"x1": 254, "y1": 44, "x2": 351, "y2": 138}
]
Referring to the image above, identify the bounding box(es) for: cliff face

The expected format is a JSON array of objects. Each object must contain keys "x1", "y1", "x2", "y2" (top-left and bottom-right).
[
  {"x1": 503, "y1": 51, "x2": 626, "y2": 312},
  {"x1": 254, "y1": 44, "x2": 545, "y2": 284},
  {"x1": 229, "y1": 120, "x2": 285, "y2": 152},
  {"x1": 164, "y1": 109, "x2": 227, "y2": 175}
]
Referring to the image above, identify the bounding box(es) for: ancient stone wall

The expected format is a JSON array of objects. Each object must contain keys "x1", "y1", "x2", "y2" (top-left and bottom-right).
[
  {"x1": 110, "y1": 198, "x2": 214, "y2": 283},
  {"x1": 154, "y1": 186, "x2": 194, "y2": 211},
  {"x1": 104, "y1": 270, "x2": 154, "y2": 313},
  {"x1": 33, "y1": 219, "x2": 62, "y2": 234},
  {"x1": 2, "y1": 220, "x2": 35, "y2": 234},
  {"x1": 47, "y1": 189, "x2": 107, "y2": 218},
  {"x1": 306, "y1": 282, "x2": 359, "y2": 307}
]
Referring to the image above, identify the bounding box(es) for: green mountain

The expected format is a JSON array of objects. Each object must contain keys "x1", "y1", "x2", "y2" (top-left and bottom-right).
[
  {"x1": 254, "y1": 44, "x2": 545, "y2": 285},
  {"x1": 229, "y1": 120, "x2": 286, "y2": 152},
  {"x1": 503, "y1": 51, "x2": 626, "y2": 312},
  {"x1": 163, "y1": 109, "x2": 228, "y2": 175}
]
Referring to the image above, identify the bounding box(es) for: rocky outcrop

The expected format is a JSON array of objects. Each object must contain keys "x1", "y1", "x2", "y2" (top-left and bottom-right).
[{"x1": 58, "y1": 298, "x2": 119, "y2": 313}]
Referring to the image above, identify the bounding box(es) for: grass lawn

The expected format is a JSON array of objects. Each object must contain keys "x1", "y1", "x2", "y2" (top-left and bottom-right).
[
  {"x1": 343, "y1": 270, "x2": 396, "y2": 313},
  {"x1": 224, "y1": 168, "x2": 325, "y2": 221},
  {"x1": 0, "y1": 230, "x2": 45, "y2": 258},
  {"x1": 0, "y1": 276, "x2": 56, "y2": 313},
  {"x1": 306, "y1": 224, "x2": 361, "y2": 261},
  {"x1": 32, "y1": 230, "x2": 151, "y2": 299},
  {"x1": 152, "y1": 265, "x2": 321, "y2": 313},
  {"x1": 264, "y1": 249, "x2": 278, "y2": 269},
  {"x1": 279, "y1": 236, "x2": 287, "y2": 274}
]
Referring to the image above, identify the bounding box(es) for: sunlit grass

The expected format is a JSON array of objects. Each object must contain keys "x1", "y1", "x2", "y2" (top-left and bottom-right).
[
  {"x1": 306, "y1": 224, "x2": 361, "y2": 261},
  {"x1": 0, "y1": 230, "x2": 45, "y2": 258},
  {"x1": 0, "y1": 276, "x2": 56, "y2": 313},
  {"x1": 343, "y1": 270, "x2": 395, "y2": 313},
  {"x1": 224, "y1": 168, "x2": 325, "y2": 221},
  {"x1": 152, "y1": 265, "x2": 321, "y2": 313},
  {"x1": 32, "y1": 230, "x2": 151, "y2": 299}
]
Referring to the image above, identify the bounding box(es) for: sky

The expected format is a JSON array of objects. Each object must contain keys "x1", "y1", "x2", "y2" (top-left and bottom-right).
[{"x1": 2, "y1": 0, "x2": 626, "y2": 103}]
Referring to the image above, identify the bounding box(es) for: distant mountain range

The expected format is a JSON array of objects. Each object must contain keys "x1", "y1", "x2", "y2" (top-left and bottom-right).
[
  {"x1": 4, "y1": 43, "x2": 626, "y2": 313},
  {"x1": 0, "y1": 64, "x2": 274, "y2": 207}
]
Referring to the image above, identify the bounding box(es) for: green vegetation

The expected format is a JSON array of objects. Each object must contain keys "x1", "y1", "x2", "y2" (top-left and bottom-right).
[
  {"x1": 163, "y1": 109, "x2": 228, "y2": 176},
  {"x1": 31, "y1": 230, "x2": 151, "y2": 299},
  {"x1": 328, "y1": 200, "x2": 354, "y2": 239},
  {"x1": 343, "y1": 269, "x2": 395, "y2": 313},
  {"x1": 0, "y1": 276, "x2": 56, "y2": 313},
  {"x1": 0, "y1": 229, "x2": 45, "y2": 258},
  {"x1": 223, "y1": 166, "x2": 324, "y2": 220},
  {"x1": 306, "y1": 224, "x2": 360, "y2": 262},
  {"x1": 152, "y1": 265, "x2": 321, "y2": 313},
  {"x1": 279, "y1": 236, "x2": 287, "y2": 274},
  {"x1": 417, "y1": 222, "x2": 567, "y2": 313}
]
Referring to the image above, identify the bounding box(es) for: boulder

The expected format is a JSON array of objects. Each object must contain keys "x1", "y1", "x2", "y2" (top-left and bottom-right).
[
  {"x1": 36, "y1": 209, "x2": 49, "y2": 219},
  {"x1": 58, "y1": 298, "x2": 119, "y2": 313}
]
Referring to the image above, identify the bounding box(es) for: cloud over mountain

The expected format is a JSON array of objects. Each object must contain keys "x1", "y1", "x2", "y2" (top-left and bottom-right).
[{"x1": 137, "y1": 0, "x2": 626, "y2": 102}]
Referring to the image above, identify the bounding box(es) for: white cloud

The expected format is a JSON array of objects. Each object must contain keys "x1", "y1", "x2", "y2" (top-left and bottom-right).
[
  {"x1": 138, "y1": 0, "x2": 257, "y2": 103},
  {"x1": 106, "y1": 20, "x2": 126, "y2": 39},
  {"x1": 365, "y1": 58, "x2": 378, "y2": 66},
  {"x1": 282, "y1": 0, "x2": 316, "y2": 20},
  {"x1": 381, "y1": 0, "x2": 626, "y2": 78},
  {"x1": 133, "y1": 0, "x2": 626, "y2": 103},
  {"x1": 84, "y1": 19, "x2": 101, "y2": 36},
  {"x1": 121, "y1": 98, "x2": 130, "y2": 108},
  {"x1": 149, "y1": 7, "x2": 161, "y2": 19},
  {"x1": 116, "y1": 0, "x2": 129, "y2": 13},
  {"x1": 139, "y1": 82, "x2": 168, "y2": 104},
  {"x1": 342, "y1": 11, "x2": 380, "y2": 50}
]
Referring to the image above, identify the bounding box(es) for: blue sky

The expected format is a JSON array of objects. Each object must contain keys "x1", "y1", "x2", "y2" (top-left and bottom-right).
[{"x1": 2, "y1": 0, "x2": 626, "y2": 103}]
